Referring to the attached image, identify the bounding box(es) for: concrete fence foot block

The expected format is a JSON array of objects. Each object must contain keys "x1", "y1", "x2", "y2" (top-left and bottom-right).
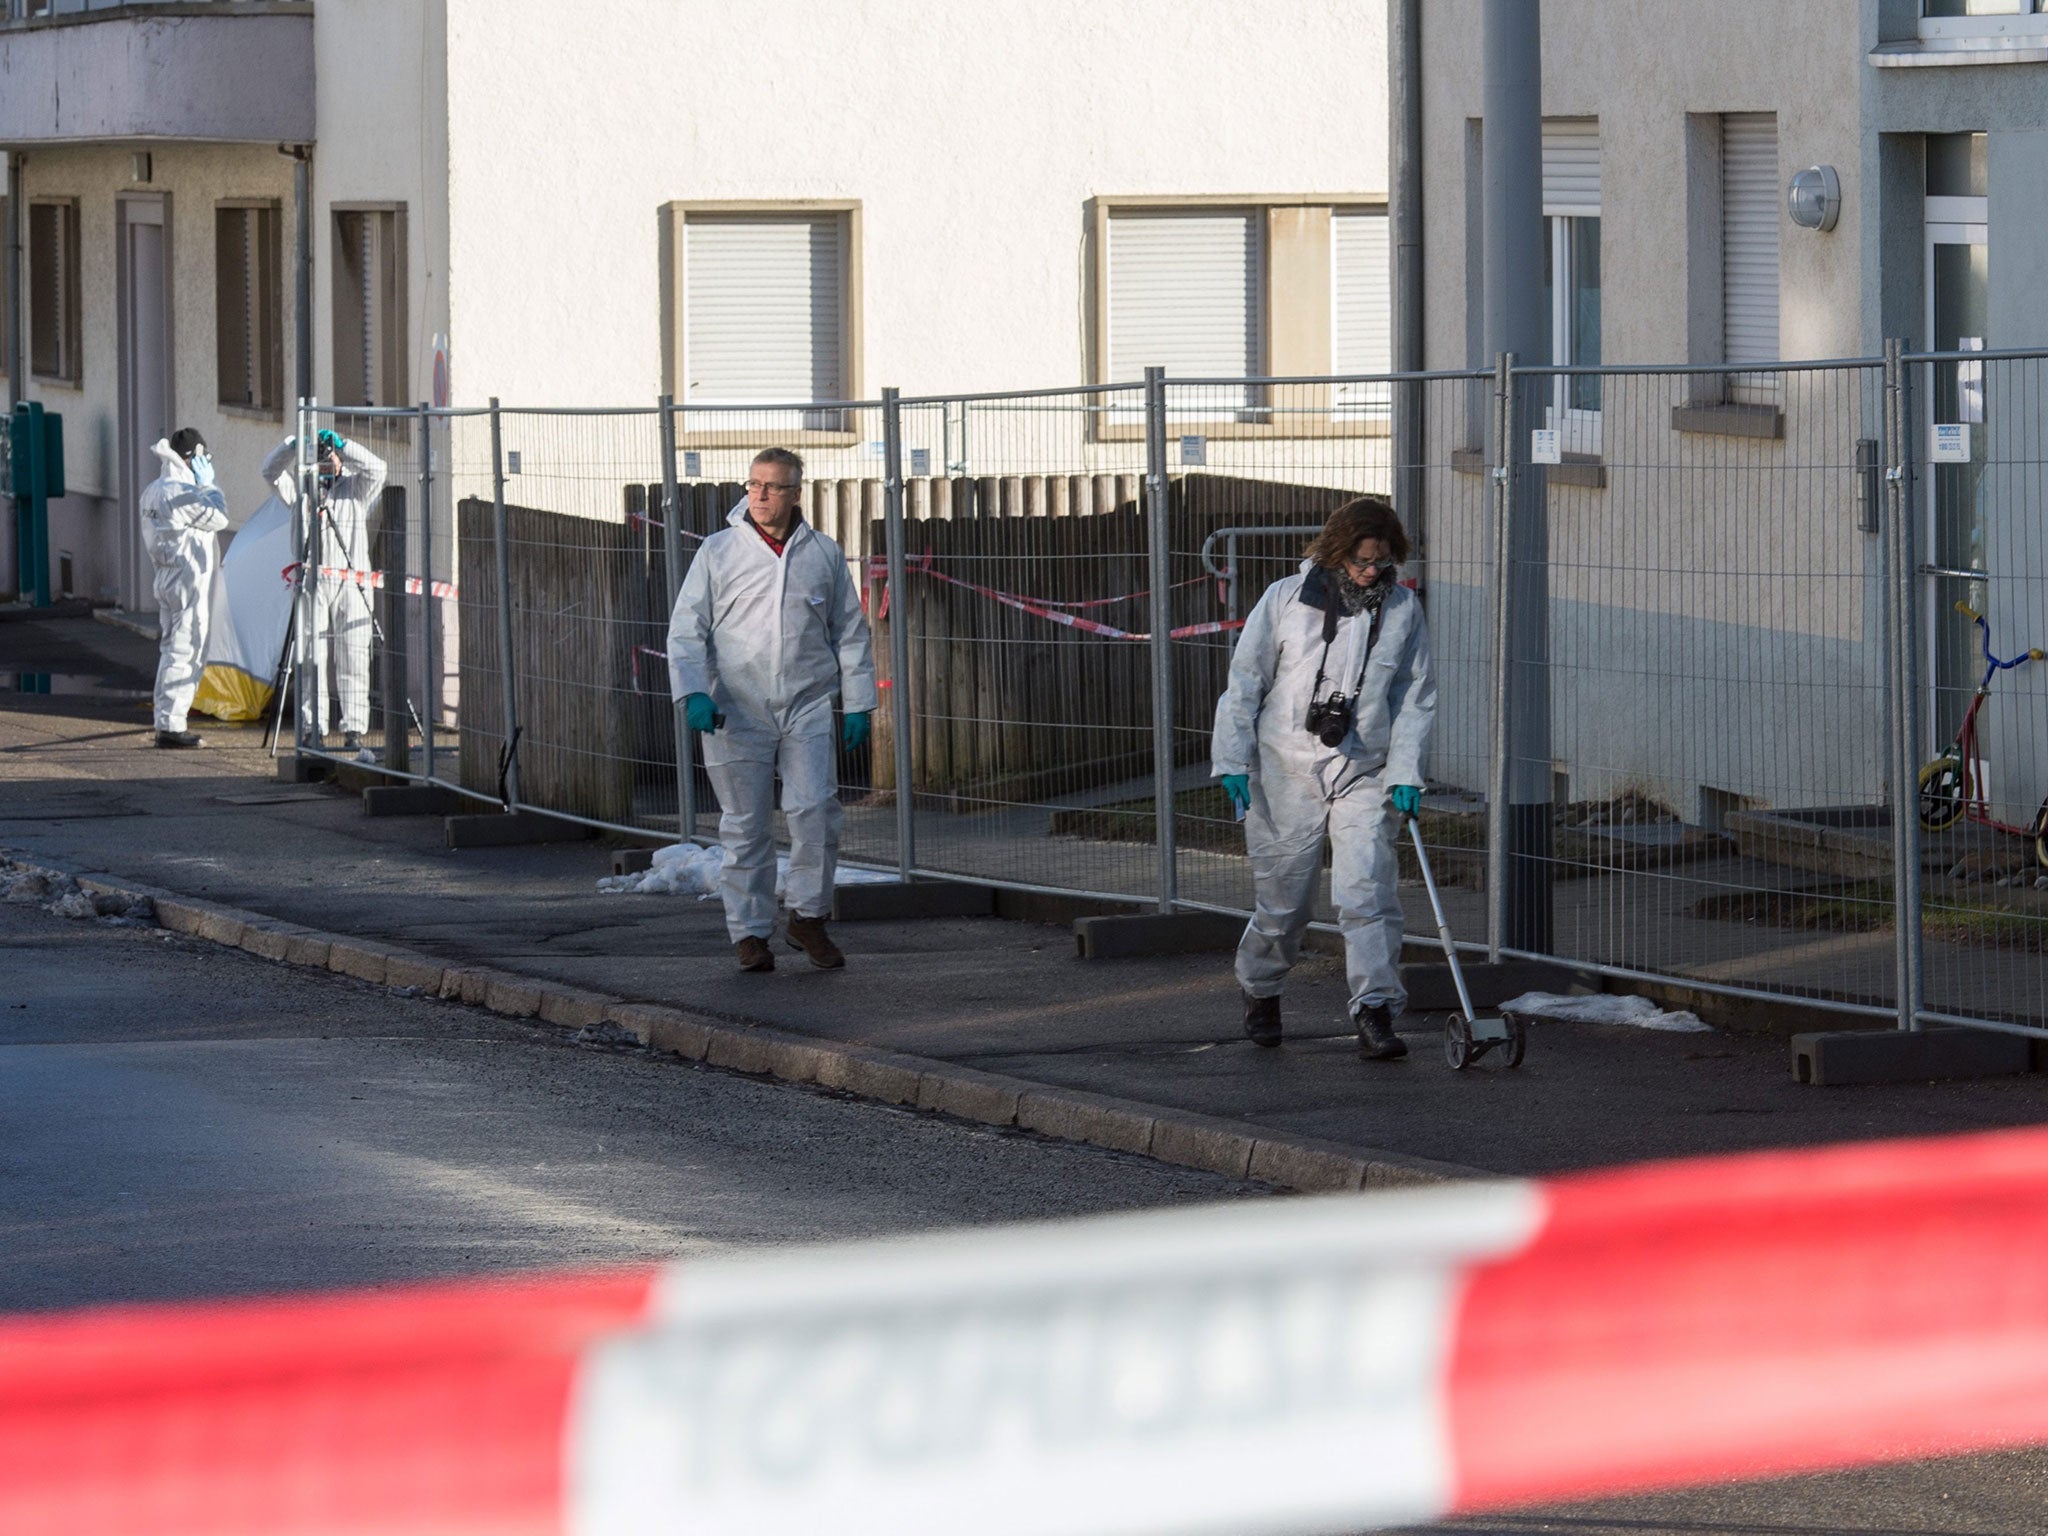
[
  {"x1": 444, "y1": 811, "x2": 595, "y2": 849},
  {"x1": 1073, "y1": 910, "x2": 1246, "y2": 960},
  {"x1": 1791, "y1": 1026, "x2": 2033, "y2": 1086},
  {"x1": 832, "y1": 879, "x2": 998, "y2": 922},
  {"x1": 611, "y1": 848, "x2": 656, "y2": 877},
  {"x1": 363, "y1": 785, "x2": 468, "y2": 818},
  {"x1": 279, "y1": 754, "x2": 331, "y2": 784}
]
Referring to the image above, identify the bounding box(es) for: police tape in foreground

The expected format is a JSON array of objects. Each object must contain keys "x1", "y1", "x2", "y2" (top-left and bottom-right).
[
  {"x1": 11, "y1": 1124, "x2": 2048, "y2": 1535},
  {"x1": 279, "y1": 561, "x2": 461, "y2": 601}
]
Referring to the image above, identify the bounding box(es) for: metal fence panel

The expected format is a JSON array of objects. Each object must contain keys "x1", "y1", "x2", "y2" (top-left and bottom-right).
[
  {"x1": 1909, "y1": 349, "x2": 2048, "y2": 1033},
  {"x1": 1493, "y1": 361, "x2": 1893, "y2": 1013}
]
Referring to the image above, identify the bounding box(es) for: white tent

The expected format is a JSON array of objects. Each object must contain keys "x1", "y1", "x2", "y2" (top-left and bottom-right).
[{"x1": 191, "y1": 494, "x2": 294, "y2": 722}]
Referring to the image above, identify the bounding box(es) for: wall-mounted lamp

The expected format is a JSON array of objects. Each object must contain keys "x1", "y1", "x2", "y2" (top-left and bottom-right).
[{"x1": 1787, "y1": 165, "x2": 1841, "y2": 232}]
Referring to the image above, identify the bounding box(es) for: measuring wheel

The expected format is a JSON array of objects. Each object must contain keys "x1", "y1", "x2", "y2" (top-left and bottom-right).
[
  {"x1": 1500, "y1": 1011, "x2": 1527, "y2": 1069},
  {"x1": 1444, "y1": 1013, "x2": 1474, "y2": 1071},
  {"x1": 1918, "y1": 755, "x2": 1967, "y2": 833},
  {"x1": 2034, "y1": 795, "x2": 2048, "y2": 872}
]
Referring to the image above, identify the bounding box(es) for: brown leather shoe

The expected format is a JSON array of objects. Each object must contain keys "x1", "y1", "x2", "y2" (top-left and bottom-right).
[
  {"x1": 785, "y1": 914, "x2": 845, "y2": 969},
  {"x1": 735, "y1": 935, "x2": 775, "y2": 972}
]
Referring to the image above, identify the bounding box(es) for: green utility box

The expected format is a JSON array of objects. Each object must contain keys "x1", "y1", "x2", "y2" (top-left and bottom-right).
[{"x1": 10, "y1": 402, "x2": 63, "y2": 607}]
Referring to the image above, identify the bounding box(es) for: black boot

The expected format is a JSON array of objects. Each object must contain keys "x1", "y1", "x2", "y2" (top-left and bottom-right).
[
  {"x1": 1355, "y1": 1003, "x2": 1407, "y2": 1061},
  {"x1": 1242, "y1": 990, "x2": 1282, "y2": 1048},
  {"x1": 153, "y1": 729, "x2": 205, "y2": 749},
  {"x1": 341, "y1": 731, "x2": 364, "y2": 752}
]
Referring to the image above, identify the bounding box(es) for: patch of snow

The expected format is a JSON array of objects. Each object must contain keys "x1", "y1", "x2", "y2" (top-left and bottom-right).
[
  {"x1": 597, "y1": 842, "x2": 898, "y2": 898},
  {"x1": 1501, "y1": 991, "x2": 1712, "y2": 1033}
]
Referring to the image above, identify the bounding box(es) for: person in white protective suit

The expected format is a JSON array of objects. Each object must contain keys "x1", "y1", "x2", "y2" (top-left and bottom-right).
[
  {"x1": 666, "y1": 447, "x2": 877, "y2": 973},
  {"x1": 138, "y1": 429, "x2": 230, "y2": 748},
  {"x1": 262, "y1": 429, "x2": 388, "y2": 749},
  {"x1": 1211, "y1": 496, "x2": 1436, "y2": 1060}
]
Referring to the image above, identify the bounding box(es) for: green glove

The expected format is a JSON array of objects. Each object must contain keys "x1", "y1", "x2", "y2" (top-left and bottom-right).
[
  {"x1": 683, "y1": 692, "x2": 718, "y2": 733},
  {"x1": 1390, "y1": 784, "x2": 1422, "y2": 819},
  {"x1": 316, "y1": 429, "x2": 346, "y2": 457},
  {"x1": 841, "y1": 711, "x2": 871, "y2": 750},
  {"x1": 1220, "y1": 774, "x2": 1252, "y2": 813}
]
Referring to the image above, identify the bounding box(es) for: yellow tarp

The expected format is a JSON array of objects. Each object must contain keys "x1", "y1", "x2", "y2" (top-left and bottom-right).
[{"x1": 191, "y1": 663, "x2": 273, "y2": 723}]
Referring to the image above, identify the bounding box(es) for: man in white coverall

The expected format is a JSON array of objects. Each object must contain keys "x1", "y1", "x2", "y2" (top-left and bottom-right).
[
  {"x1": 263, "y1": 429, "x2": 388, "y2": 749},
  {"x1": 138, "y1": 428, "x2": 230, "y2": 748},
  {"x1": 667, "y1": 448, "x2": 877, "y2": 972},
  {"x1": 1211, "y1": 496, "x2": 1436, "y2": 1060}
]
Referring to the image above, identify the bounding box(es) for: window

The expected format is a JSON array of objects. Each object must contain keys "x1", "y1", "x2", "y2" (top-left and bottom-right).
[
  {"x1": 1722, "y1": 113, "x2": 1780, "y2": 402},
  {"x1": 1092, "y1": 198, "x2": 1388, "y2": 431},
  {"x1": 1921, "y1": 0, "x2": 2048, "y2": 35},
  {"x1": 1106, "y1": 208, "x2": 1263, "y2": 414},
  {"x1": 28, "y1": 199, "x2": 79, "y2": 385},
  {"x1": 665, "y1": 205, "x2": 857, "y2": 433},
  {"x1": 1331, "y1": 208, "x2": 1391, "y2": 419},
  {"x1": 331, "y1": 207, "x2": 406, "y2": 408},
  {"x1": 1541, "y1": 119, "x2": 1601, "y2": 447},
  {"x1": 217, "y1": 203, "x2": 282, "y2": 412}
]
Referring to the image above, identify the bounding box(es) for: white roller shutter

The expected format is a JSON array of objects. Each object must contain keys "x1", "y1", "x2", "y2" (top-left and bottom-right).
[
  {"x1": 683, "y1": 214, "x2": 844, "y2": 402},
  {"x1": 1722, "y1": 113, "x2": 1780, "y2": 375},
  {"x1": 1542, "y1": 119, "x2": 1601, "y2": 216},
  {"x1": 1107, "y1": 210, "x2": 1262, "y2": 387},
  {"x1": 1332, "y1": 208, "x2": 1391, "y2": 414}
]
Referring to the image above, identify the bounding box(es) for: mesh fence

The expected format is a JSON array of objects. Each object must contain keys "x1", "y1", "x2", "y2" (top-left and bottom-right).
[
  {"x1": 277, "y1": 350, "x2": 2048, "y2": 1039},
  {"x1": 1912, "y1": 351, "x2": 2048, "y2": 1031}
]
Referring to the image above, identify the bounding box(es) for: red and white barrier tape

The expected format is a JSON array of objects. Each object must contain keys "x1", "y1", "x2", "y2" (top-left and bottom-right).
[
  {"x1": 865, "y1": 554, "x2": 1236, "y2": 640},
  {"x1": 280, "y1": 562, "x2": 460, "y2": 601},
  {"x1": 12, "y1": 1123, "x2": 2048, "y2": 1535}
]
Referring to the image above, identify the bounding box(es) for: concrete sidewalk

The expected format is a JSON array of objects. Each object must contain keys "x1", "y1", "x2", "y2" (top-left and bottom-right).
[{"x1": 6, "y1": 613, "x2": 2048, "y2": 1184}]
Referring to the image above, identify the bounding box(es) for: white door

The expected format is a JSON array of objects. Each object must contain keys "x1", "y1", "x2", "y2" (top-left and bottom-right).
[
  {"x1": 117, "y1": 196, "x2": 171, "y2": 613},
  {"x1": 1923, "y1": 199, "x2": 1988, "y2": 756}
]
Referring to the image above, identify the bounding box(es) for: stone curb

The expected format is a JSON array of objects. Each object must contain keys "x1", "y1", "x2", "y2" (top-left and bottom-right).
[{"x1": 17, "y1": 856, "x2": 1476, "y2": 1193}]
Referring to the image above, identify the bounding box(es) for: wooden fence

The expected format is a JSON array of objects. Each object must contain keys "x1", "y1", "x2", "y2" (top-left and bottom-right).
[{"x1": 453, "y1": 473, "x2": 1361, "y2": 820}]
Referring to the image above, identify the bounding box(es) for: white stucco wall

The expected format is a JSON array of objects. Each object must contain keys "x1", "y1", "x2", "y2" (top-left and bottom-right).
[
  {"x1": 311, "y1": 0, "x2": 449, "y2": 416},
  {"x1": 1414, "y1": 0, "x2": 1882, "y2": 821},
  {"x1": 438, "y1": 0, "x2": 1388, "y2": 410},
  {"x1": 16, "y1": 142, "x2": 299, "y2": 607}
]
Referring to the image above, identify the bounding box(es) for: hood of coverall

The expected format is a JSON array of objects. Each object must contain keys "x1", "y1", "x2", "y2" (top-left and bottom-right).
[{"x1": 150, "y1": 438, "x2": 196, "y2": 486}]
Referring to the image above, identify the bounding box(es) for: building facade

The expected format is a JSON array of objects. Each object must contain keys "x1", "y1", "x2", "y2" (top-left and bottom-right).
[
  {"x1": 1, "y1": 0, "x2": 1395, "y2": 611},
  {"x1": 1414, "y1": 0, "x2": 2048, "y2": 828}
]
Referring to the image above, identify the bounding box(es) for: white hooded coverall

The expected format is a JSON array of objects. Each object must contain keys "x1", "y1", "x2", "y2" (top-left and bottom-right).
[
  {"x1": 1211, "y1": 561, "x2": 1436, "y2": 1016},
  {"x1": 263, "y1": 435, "x2": 388, "y2": 737},
  {"x1": 666, "y1": 506, "x2": 878, "y2": 941},
  {"x1": 138, "y1": 440, "x2": 231, "y2": 734}
]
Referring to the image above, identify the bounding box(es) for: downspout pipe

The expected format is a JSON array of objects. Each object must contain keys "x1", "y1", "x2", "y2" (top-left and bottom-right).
[
  {"x1": 5, "y1": 151, "x2": 22, "y2": 599},
  {"x1": 284, "y1": 145, "x2": 313, "y2": 405},
  {"x1": 1390, "y1": 0, "x2": 1425, "y2": 547}
]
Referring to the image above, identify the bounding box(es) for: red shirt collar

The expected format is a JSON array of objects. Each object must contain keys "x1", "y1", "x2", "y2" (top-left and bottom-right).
[{"x1": 749, "y1": 511, "x2": 802, "y2": 555}]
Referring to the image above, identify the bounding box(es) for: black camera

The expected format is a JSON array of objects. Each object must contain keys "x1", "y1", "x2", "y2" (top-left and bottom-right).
[{"x1": 1305, "y1": 694, "x2": 1354, "y2": 748}]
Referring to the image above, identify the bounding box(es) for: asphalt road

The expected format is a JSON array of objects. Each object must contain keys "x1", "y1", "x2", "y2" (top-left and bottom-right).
[
  {"x1": 0, "y1": 896, "x2": 1261, "y2": 1312},
  {"x1": 5, "y1": 892, "x2": 2047, "y2": 1534}
]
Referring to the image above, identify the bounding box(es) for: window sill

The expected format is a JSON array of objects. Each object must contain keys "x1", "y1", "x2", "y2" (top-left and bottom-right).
[
  {"x1": 1870, "y1": 37, "x2": 2048, "y2": 66},
  {"x1": 676, "y1": 428, "x2": 860, "y2": 450},
  {"x1": 1450, "y1": 445, "x2": 1606, "y2": 488},
  {"x1": 1670, "y1": 403, "x2": 1785, "y2": 440},
  {"x1": 1091, "y1": 417, "x2": 1393, "y2": 444},
  {"x1": 218, "y1": 401, "x2": 286, "y2": 423},
  {"x1": 30, "y1": 374, "x2": 82, "y2": 391}
]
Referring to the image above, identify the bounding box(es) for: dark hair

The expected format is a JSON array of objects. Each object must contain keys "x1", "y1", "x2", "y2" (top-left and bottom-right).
[
  {"x1": 1305, "y1": 496, "x2": 1409, "y2": 571},
  {"x1": 168, "y1": 427, "x2": 206, "y2": 461},
  {"x1": 751, "y1": 446, "x2": 805, "y2": 483}
]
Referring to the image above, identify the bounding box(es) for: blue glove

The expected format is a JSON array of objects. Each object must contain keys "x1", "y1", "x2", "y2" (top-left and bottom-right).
[
  {"x1": 1390, "y1": 784, "x2": 1422, "y2": 819},
  {"x1": 191, "y1": 451, "x2": 215, "y2": 488},
  {"x1": 1220, "y1": 774, "x2": 1252, "y2": 813},
  {"x1": 841, "y1": 711, "x2": 871, "y2": 750},
  {"x1": 316, "y1": 429, "x2": 346, "y2": 457},
  {"x1": 683, "y1": 692, "x2": 718, "y2": 733}
]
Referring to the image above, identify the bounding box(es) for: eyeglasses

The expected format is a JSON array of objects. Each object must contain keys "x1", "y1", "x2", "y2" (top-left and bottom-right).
[
  {"x1": 1342, "y1": 554, "x2": 1396, "y2": 576},
  {"x1": 745, "y1": 478, "x2": 800, "y2": 495}
]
